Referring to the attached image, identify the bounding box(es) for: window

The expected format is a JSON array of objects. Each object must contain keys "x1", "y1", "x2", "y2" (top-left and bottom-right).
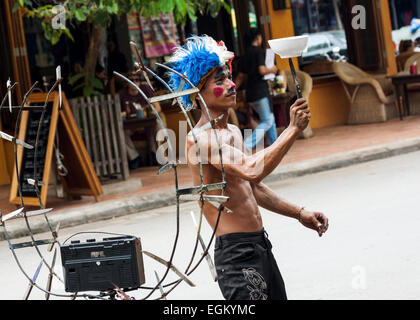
[{"x1": 291, "y1": 0, "x2": 348, "y2": 72}]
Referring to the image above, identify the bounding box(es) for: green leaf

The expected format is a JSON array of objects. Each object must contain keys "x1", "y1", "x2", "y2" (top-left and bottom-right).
[
  {"x1": 69, "y1": 73, "x2": 85, "y2": 85},
  {"x1": 63, "y1": 28, "x2": 75, "y2": 42},
  {"x1": 93, "y1": 9, "x2": 109, "y2": 26},
  {"x1": 75, "y1": 9, "x2": 87, "y2": 21},
  {"x1": 89, "y1": 77, "x2": 104, "y2": 89},
  {"x1": 187, "y1": 4, "x2": 196, "y2": 21},
  {"x1": 13, "y1": 2, "x2": 20, "y2": 12},
  {"x1": 107, "y1": 2, "x2": 118, "y2": 14},
  {"x1": 83, "y1": 86, "x2": 93, "y2": 97},
  {"x1": 150, "y1": 2, "x2": 159, "y2": 17}
]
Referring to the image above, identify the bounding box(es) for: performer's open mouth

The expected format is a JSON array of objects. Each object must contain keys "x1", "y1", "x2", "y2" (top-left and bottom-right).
[{"x1": 226, "y1": 88, "x2": 236, "y2": 97}]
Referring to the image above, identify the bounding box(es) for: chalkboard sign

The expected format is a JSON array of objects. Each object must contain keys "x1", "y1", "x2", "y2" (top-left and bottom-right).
[
  {"x1": 19, "y1": 102, "x2": 53, "y2": 197},
  {"x1": 10, "y1": 93, "x2": 59, "y2": 207},
  {"x1": 10, "y1": 92, "x2": 102, "y2": 207}
]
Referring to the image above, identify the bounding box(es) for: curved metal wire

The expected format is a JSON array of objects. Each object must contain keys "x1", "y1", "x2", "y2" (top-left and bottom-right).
[
  {"x1": 113, "y1": 71, "x2": 183, "y2": 300},
  {"x1": 1, "y1": 82, "x2": 106, "y2": 300},
  {"x1": 114, "y1": 66, "x2": 228, "y2": 300},
  {"x1": 140, "y1": 66, "x2": 208, "y2": 276},
  {"x1": 2, "y1": 54, "x2": 229, "y2": 300},
  {"x1": 147, "y1": 64, "x2": 227, "y2": 279},
  {"x1": 11, "y1": 82, "x2": 64, "y2": 282}
]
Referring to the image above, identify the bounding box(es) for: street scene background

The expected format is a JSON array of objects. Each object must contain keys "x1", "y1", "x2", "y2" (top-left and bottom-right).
[{"x1": 1, "y1": 151, "x2": 419, "y2": 300}]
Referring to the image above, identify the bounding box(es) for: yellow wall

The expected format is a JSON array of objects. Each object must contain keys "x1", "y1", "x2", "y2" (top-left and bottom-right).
[
  {"x1": 308, "y1": 80, "x2": 350, "y2": 128},
  {"x1": 0, "y1": 120, "x2": 11, "y2": 185},
  {"x1": 379, "y1": 0, "x2": 397, "y2": 75},
  {"x1": 267, "y1": 0, "x2": 297, "y2": 70}
]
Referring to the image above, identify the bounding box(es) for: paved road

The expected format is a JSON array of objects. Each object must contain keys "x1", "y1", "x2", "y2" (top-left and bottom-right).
[{"x1": 1, "y1": 151, "x2": 420, "y2": 300}]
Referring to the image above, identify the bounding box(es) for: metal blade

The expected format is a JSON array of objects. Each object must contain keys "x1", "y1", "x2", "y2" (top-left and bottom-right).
[
  {"x1": 154, "y1": 270, "x2": 167, "y2": 300},
  {"x1": 207, "y1": 200, "x2": 232, "y2": 214},
  {"x1": 11, "y1": 238, "x2": 54, "y2": 249},
  {"x1": 1, "y1": 207, "x2": 24, "y2": 222},
  {"x1": 45, "y1": 250, "x2": 56, "y2": 300},
  {"x1": 32, "y1": 261, "x2": 43, "y2": 283},
  {"x1": 15, "y1": 139, "x2": 34, "y2": 149},
  {"x1": 0, "y1": 131, "x2": 33, "y2": 149},
  {"x1": 56, "y1": 66, "x2": 62, "y2": 109},
  {"x1": 142, "y1": 251, "x2": 195, "y2": 287},
  {"x1": 191, "y1": 114, "x2": 224, "y2": 136},
  {"x1": 23, "y1": 283, "x2": 34, "y2": 300},
  {"x1": 189, "y1": 211, "x2": 218, "y2": 281},
  {"x1": 51, "y1": 248, "x2": 57, "y2": 268},
  {"x1": 23, "y1": 261, "x2": 43, "y2": 300},
  {"x1": 26, "y1": 208, "x2": 53, "y2": 218},
  {"x1": 157, "y1": 162, "x2": 175, "y2": 175},
  {"x1": 7, "y1": 79, "x2": 12, "y2": 113},
  {"x1": 27, "y1": 179, "x2": 45, "y2": 186},
  {"x1": 0, "y1": 130, "x2": 14, "y2": 142},
  {"x1": 45, "y1": 273, "x2": 53, "y2": 300},
  {"x1": 130, "y1": 41, "x2": 154, "y2": 91},
  {"x1": 180, "y1": 194, "x2": 229, "y2": 203},
  {"x1": 111, "y1": 282, "x2": 132, "y2": 300},
  {"x1": 172, "y1": 76, "x2": 186, "y2": 105},
  {"x1": 149, "y1": 88, "x2": 199, "y2": 104},
  {"x1": 177, "y1": 182, "x2": 226, "y2": 196}
]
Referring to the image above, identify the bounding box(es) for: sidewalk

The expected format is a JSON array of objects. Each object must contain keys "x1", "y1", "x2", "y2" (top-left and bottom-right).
[{"x1": 2, "y1": 115, "x2": 420, "y2": 240}]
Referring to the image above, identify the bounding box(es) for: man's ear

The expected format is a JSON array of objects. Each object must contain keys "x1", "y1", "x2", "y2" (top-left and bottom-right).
[{"x1": 195, "y1": 96, "x2": 201, "y2": 110}]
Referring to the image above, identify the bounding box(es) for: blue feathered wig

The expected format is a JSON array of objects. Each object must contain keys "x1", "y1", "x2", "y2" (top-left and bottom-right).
[{"x1": 167, "y1": 35, "x2": 234, "y2": 110}]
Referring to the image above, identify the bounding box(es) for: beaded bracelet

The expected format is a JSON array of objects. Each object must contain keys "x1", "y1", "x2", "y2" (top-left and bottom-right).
[{"x1": 297, "y1": 206, "x2": 305, "y2": 222}]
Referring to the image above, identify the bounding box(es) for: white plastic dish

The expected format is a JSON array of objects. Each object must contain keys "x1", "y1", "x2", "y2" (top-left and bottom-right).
[{"x1": 268, "y1": 35, "x2": 309, "y2": 58}]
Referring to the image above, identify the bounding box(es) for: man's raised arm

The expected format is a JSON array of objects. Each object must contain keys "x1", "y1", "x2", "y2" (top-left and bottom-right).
[{"x1": 208, "y1": 98, "x2": 310, "y2": 183}]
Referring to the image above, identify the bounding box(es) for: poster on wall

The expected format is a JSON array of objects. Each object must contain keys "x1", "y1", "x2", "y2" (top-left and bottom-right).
[{"x1": 139, "y1": 13, "x2": 179, "y2": 58}]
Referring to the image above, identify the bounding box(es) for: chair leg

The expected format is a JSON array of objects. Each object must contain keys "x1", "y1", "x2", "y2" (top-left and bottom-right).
[{"x1": 394, "y1": 100, "x2": 400, "y2": 120}]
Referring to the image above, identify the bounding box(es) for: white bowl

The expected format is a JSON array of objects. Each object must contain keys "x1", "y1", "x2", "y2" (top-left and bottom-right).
[{"x1": 268, "y1": 35, "x2": 309, "y2": 58}]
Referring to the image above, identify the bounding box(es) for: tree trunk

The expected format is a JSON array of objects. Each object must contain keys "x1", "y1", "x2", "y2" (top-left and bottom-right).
[{"x1": 84, "y1": 23, "x2": 104, "y2": 77}]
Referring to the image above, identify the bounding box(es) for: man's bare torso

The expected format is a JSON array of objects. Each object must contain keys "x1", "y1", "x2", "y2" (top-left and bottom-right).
[{"x1": 186, "y1": 122, "x2": 263, "y2": 236}]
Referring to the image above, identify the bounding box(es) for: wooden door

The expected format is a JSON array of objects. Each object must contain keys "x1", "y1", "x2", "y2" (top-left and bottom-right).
[
  {"x1": 4, "y1": 0, "x2": 32, "y2": 103},
  {"x1": 342, "y1": 0, "x2": 388, "y2": 72}
]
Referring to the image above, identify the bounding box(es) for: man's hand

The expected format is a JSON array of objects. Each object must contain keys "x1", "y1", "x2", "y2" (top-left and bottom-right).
[
  {"x1": 289, "y1": 98, "x2": 311, "y2": 132},
  {"x1": 299, "y1": 209, "x2": 329, "y2": 237}
]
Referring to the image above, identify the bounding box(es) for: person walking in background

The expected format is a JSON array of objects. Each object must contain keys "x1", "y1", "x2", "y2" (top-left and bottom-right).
[
  {"x1": 119, "y1": 71, "x2": 166, "y2": 169},
  {"x1": 235, "y1": 28, "x2": 279, "y2": 152},
  {"x1": 396, "y1": 39, "x2": 416, "y2": 71}
]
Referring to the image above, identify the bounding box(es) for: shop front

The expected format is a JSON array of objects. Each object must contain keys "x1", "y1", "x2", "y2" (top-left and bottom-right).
[{"x1": 0, "y1": 0, "x2": 404, "y2": 189}]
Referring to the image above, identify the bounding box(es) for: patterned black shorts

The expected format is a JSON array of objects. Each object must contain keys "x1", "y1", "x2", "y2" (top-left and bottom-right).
[{"x1": 214, "y1": 229, "x2": 287, "y2": 300}]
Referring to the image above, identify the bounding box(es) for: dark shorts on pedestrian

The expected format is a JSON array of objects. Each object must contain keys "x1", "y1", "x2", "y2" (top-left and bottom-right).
[{"x1": 214, "y1": 229, "x2": 287, "y2": 300}]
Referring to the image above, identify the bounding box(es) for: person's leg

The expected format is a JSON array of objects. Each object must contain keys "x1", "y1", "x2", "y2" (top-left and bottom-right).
[
  {"x1": 124, "y1": 129, "x2": 142, "y2": 169},
  {"x1": 262, "y1": 235, "x2": 287, "y2": 300},
  {"x1": 124, "y1": 130, "x2": 140, "y2": 161},
  {"x1": 214, "y1": 234, "x2": 267, "y2": 300},
  {"x1": 214, "y1": 230, "x2": 287, "y2": 300},
  {"x1": 244, "y1": 97, "x2": 277, "y2": 151},
  {"x1": 266, "y1": 121, "x2": 278, "y2": 146}
]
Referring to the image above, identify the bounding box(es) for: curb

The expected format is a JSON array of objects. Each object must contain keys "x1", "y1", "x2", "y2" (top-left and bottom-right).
[
  {"x1": 265, "y1": 136, "x2": 420, "y2": 183},
  {"x1": 2, "y1": 137, "x2": 420, "y2": 241}
]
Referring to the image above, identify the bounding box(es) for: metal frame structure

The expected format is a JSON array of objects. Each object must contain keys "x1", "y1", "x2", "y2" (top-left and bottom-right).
[{"x1": 0, "y1": 41, "x2": 230, "y2": 300}]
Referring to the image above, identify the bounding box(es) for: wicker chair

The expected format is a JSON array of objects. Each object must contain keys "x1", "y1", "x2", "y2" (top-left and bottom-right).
[
  {"x1": 332, "y1": 61, "x2": 399, "y2": 124},
  {"x1": 396, "y1": 51, "x2": 416, "y2": 72},
  {"x1": 402, "y1": 52, "x2": 420, "y2": 115},
  {"x1": 284, "y1": 69, "x2": 314, "y2": 138}
]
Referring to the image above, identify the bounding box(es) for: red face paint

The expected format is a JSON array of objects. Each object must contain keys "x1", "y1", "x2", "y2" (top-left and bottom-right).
[{"x1": 213, "y1": 87, "x2": 224, "y2": 97}]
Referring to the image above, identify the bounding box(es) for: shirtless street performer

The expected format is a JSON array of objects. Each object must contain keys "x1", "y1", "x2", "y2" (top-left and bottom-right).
[{"x1": 168, "y1": 35, "x2": 329, "y2": 300}]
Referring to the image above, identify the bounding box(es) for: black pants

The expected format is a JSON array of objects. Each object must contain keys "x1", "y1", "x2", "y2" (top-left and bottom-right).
[{"x1": 214, "y1": 229, "x2": 287, "y2": 300}]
